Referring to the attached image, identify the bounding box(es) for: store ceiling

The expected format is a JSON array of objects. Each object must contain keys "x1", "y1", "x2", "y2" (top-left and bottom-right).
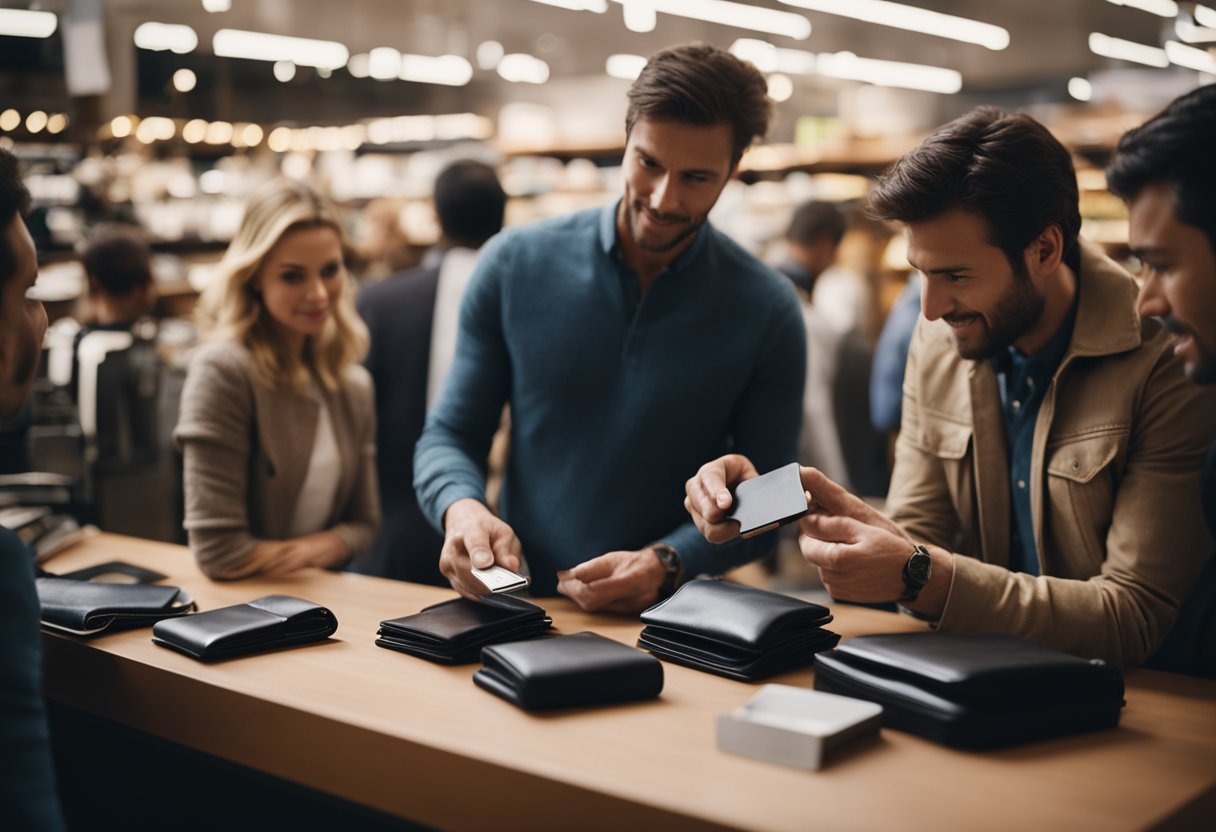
[{"x1": 104, "y1": 0, "x2": 1181, "y2": 89}]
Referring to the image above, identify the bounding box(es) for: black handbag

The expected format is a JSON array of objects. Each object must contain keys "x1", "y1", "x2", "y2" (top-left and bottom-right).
[
  {"x1": 152, "y1": 595, "x2": 337, "y2": 661},
  {"x1": 474, "y1": 632, "x2": 664, "y2": 711},
  {"x1": 813, "y1": 633, "x2": 1125, "y2": 749},
  {"x1": 638, "y1": 580, "x2": 839, "y2": 681},
  {"x1": 37, "y1": 576, "x2": 195, "y2": 636},
  {"x1": 376, "y1": 595, "x2": 552, "y2": 664}
]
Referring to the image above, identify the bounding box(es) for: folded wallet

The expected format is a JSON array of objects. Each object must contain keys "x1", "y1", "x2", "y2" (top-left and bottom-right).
[
  {"x1": 376, "y1": 595, "x2": 553, "y2": 664},
  {"x1": 152, "y1": 595, "x2": 338, "y2": 661},
  {"x1": 638, "y1": 580, "x2": 839, "y2": 681},
  {"x1": 37, "y1": 576, "x2": 195, "y2": 636},
  {"x1": 813, "y1": 633, "x2": 1125, "y2": 749},
  {"x1": 474, "y1": 632, "x2": 664, "y2": 711}
]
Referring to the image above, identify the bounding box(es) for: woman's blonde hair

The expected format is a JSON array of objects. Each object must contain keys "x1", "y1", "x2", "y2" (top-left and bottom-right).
[{"x1": 196, "y1": 179, "x2": 368, "y2": 393}]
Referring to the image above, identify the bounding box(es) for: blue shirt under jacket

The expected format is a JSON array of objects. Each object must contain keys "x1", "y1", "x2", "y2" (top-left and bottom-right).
[{"x1": 414, "y1": 200, "x2": 806, "y2": 595}]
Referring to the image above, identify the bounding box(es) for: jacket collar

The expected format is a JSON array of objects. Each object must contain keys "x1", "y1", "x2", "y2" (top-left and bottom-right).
[{"x1": 1066, "y1": 237, "x2": 1141, "y2": 360}]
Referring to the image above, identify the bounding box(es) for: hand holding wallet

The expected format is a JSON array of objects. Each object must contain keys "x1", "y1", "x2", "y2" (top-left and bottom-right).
[
  {"x1": 638, "y1": 580, "x2": 839, "y2": 681},
  {"x1": 37, "y1": 576, "x2": 195, "y2": 636},
  {"x1": 376, "y1": 595, "x2": 553, "y2": 664},
  {"x1": 474, "y1": 632, "x2": 664, "y2": 711},
  {"x1": 813, "y1": 633, "x2": 1126, "y2": 749},
  {"x1": 152, "y1": 595, "x2": 337, "y2": 661}
]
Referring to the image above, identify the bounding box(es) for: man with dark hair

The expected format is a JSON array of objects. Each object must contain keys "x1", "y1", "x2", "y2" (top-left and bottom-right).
[
  {"x1": 354, "y1": 159, "x2": 507, "y2": 582},
  {"x1": 1107, "y1": 84, "x2": 1216, "y2": 675},
  {"x1": 686, "y1": 107, "x2": 1216, "y2": 668},
  {"x1": 415, "y1": 43, "x2": 804, "y2": 611},
  {"x1": 0, "y1": 147, "x2": 67, "y2": 829},
  {"x1": 81, "y1": 225, "x2": 155, "y2": 325}
]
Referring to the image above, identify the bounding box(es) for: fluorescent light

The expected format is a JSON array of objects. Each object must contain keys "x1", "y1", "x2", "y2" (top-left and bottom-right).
[
  {"x1": 730, "y1": 38, "x2": 814, "y2": 74},
  {"x1": 368, "y1": 47, "x2": 401, "y2": 80},
  {"x1": 778, "y1": 0, "x2": 1007, "y2": 50},
  {"x1": 1165, "y1": 40, "x2": 1216, "y2": 74},
  {"x1": 1198, "y1": 4, "x2": 1216, "y2": 28},
  {"x1": 110, "y1": 116, "x2": 134, "y2": 139},
  {"x1": 610, "y1": 0, "x2": 811, "y2": 40},
  {"x1": 212, "y1": 29, "x2": 349, "y2": 70},
  {"x1": 1104, "y1": 0, "x2": 1178, "y2": 17},
  {"x1": 183, "y1": 119, "x2": 208, "y2": 143},
  {"x1": 1068, "y1": 77, "x2": 1093, "y2": 101},
  {"x1": 817, "y1": 52, "x2": 961, "y2": 93},
  {"x1": 528, "y1": 0, "x2": 608, "y2": 10},
  {"x1": 1175, "y1": 19, "x2": 1216, "y2": 43},
  {"x1": 202, "y1": 0, "x2": 231, "y2": 11},
  {"x1": 399, "y1": 54, "x2": 474, "y2": 86},
  {"x1": 173, "y1": 68, "x2": 197, "y2": 92},
  {"x1": 1088, "y1": 32, "x2": 1169, "y2": 67},
  {"x1": 606, "y1": 53, "x2": 647, "y2": 80},
  {"x1": 477, "y1": 41, "x2": 504, "y2": 69},
  {"x1": 134, "y1": 22, "x2": 198, "y2": 54},
  {"x1": 498, "y1": 53, "x2": 550, "y2": 84},
  {"x1": 623, "y1": 1, "x2": 657, "y2": 32},
  {"x1": 0, "y1": 9, "x2": 57, "y2": 39},
  {"x1": 767, "y1": 73, "x2": 794, "y2": 102}
]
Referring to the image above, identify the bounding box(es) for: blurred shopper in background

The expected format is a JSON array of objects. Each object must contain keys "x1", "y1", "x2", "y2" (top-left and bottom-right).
[
  {"x1": 354, "y1": 159, "x2": 506, "y2": 583},
  {"x1": 1107, "y1": 83, "x2": 1216, "y2": 676},
  {"x1": 175, "y1": 180, "x2": 379, "y2": 579}
]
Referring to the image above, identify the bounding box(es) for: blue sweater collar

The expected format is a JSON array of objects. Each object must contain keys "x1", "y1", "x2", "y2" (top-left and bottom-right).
[{"x1": 598, "y1": 199, "x2": 712, "y2": 274}]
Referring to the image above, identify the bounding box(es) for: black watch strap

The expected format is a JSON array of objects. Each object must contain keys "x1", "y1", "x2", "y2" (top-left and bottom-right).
[
  {"x1": 650, "y1": 543, "x2": 684, "y2": 599},
  {"x1": 899, "y1": 544, "x2": 932, "y2": 603}
]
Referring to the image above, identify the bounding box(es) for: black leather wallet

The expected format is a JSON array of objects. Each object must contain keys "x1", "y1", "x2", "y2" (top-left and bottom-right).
[
  {"x1": 376, "y1": 595, "x2": 553, "y2": 664},
  {"x1": 813, "y1": 633, "x2": 1126, "y2": 749},
  {"x1": 474, "y1": 632, "x2": 664, "y2": 711},
  {"x1": 638, "y1": 580, "x2": 839, "y2": 681},
  {"x1": 151, "y1": 595, "x2": 338, "y2": 661},
  {"x1": 37, "y1": 576, "x2": 195, "y2": 636}
]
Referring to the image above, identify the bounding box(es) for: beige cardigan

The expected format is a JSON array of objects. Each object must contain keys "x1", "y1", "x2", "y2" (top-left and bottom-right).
[
  {"x1": 174, "y1": 339, "x2": 381, "y2": 579},
  {"x1": 889, "y1": 239, "x2": 1216, "y2": 665}
]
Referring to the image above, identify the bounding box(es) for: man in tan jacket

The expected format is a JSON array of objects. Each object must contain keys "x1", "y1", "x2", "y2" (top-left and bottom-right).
[{"x1": 686, "y1": 108, "x2": 1216, "y2": 668}]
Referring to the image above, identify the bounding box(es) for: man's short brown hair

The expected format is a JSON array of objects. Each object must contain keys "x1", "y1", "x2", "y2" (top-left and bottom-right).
[
  {"x1": 868, "y1": 107, "x2": 1081, "y2": 275},
  {"x1": 626, "y1": 43, "x2": 771, "y2": 164}
]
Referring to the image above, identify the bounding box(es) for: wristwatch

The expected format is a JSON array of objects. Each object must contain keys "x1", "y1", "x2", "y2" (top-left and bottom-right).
[
  {"x1": 899, "y1": 544, "x2": 933, "y2": 603},
  {"x1": 650, "y1": 543, "x2": 685, "y2": 599}
]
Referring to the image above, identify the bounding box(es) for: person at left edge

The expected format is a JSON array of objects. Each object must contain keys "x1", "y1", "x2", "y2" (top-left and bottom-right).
[
  {"x1": 414, "y1": 43, "x2": 806, "y2": 612},
  {"x1": 0, "y1": 147, "x2": 67, "y2": 830},
  {"x1": 175, "y1": 180, "x2": 380, "y2": 579}
]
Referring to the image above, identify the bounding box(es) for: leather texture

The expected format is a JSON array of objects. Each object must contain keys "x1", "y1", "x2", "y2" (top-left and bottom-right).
[
  {"x1": 814, "y1": 633, "x2": 1125, "y2": 749},
  {"x1": 474, "y1": 632, "x2": 664, "y2": 711},
  {"x1": 638, "y1": 580, "x2": 838, "y2": 681},
  {"x1": 36, "y1": 577, "x2": 194, "y2": 636},
  {"x1": 151, "y1": 595, "x2": 337, "y2": 661},
  {"x1": 376, "y1": 595, "x2": 552, "y2": 664}
]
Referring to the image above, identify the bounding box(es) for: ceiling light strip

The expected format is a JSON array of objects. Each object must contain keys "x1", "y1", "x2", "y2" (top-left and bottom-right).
[
  {"x1": 611, "y1": 0, "x2": 812, "y2": 40},
  {"x1": 1088, "y1": 32, "x2": 1170, "y2": 67},
  {"x1": 778, "y1": 0, "x2": 1007, "y2": 50}
]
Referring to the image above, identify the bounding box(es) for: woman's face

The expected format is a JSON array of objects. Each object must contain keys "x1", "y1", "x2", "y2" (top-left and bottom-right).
[{"x1": 253, "y1": 225, "x2": 345, "y2": 349}]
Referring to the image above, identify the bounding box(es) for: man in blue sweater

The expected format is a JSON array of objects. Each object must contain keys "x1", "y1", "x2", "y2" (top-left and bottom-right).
[
  {"x1": 0, "y1": 148, "x2": 66, "y2": 828},
  {"x1": 414, "y1": 44, "x2": 805, "y2": 612}
]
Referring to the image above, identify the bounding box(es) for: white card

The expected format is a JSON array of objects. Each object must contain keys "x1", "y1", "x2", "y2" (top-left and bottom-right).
[{"x1": 471, "y1": 565, "x2": 529, "y2": 594}]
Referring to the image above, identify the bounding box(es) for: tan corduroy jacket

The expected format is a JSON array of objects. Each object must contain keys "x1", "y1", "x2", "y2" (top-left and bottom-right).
[
  {"x1": 174, "y1": 339, "x2": 380, "y2": 579},
  {"x1": 889, "y1": 239, "x2": 1216, "y2": 666}
]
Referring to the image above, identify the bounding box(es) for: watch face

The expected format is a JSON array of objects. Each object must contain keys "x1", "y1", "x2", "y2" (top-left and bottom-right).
[{"x1": 906, "y1": 549, "x2": 931, "y2": 587}]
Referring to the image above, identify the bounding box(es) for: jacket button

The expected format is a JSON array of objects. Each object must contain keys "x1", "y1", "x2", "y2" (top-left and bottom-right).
[{"x1": 1071, "y1": 459, "x2": 1080, "y2": 470}]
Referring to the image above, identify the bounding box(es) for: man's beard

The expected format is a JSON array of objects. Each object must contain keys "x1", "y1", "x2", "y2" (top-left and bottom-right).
[
  {"x1": 947, "y1": 267, "x2": 1046, "y2": 361},
  {"x1": 1162, "y1": 315, "x2": 1216, "y2": 384},
  {"x1": 625, "y1": 199, "x2": 706, "y2": 254}
]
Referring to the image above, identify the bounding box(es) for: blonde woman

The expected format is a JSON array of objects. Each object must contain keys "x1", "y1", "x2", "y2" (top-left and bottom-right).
[{"x1": 175, "y1": 180, "x2": 380, "y2": 579}]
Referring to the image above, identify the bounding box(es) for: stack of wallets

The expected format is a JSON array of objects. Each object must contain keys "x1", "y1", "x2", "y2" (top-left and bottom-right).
[
  {"x1": 717, "y1": 685, "x2": 883, "y2": 770},
  {"x1": 376, "y1": 595, "x2": 552, "y2": 664},
  {"x1": 813, "y1": 633, "x2": 1126, "y2": 749},
  {"x1": 152, "y1": 595, "x2": 338, "y2": 661},
  {"x1": 474, "y1": 632, "x2": 664, "y2": 711},
  {"x1": 638, "y1": 580, "x2": 839, "y2": 681},
  {"x1": 37, "y1": 576, "x2": 195, "y2": 636}
]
